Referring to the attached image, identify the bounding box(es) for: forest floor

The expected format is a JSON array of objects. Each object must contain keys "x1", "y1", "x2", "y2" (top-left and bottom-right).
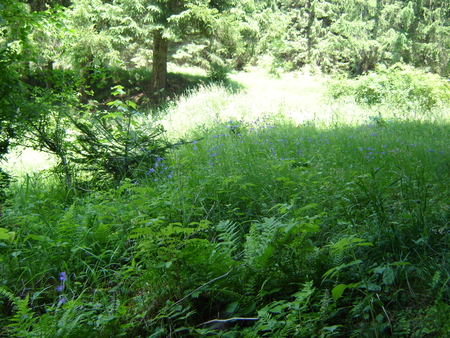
[{"x1": 2, "y1": 67, "x2": 450, "y2": 337}]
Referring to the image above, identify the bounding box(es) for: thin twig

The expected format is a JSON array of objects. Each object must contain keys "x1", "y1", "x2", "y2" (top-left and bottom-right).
[
  {"x1": 197, "y1": 317, "x2": 259, "y2": 327},
  {"x1": 172, "y1": 263, "x2": 245, "y2": 307}
]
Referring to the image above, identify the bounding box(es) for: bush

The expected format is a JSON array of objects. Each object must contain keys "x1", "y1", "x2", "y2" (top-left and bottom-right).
[
  {"x1": 207, "y1": 62, "x2": 230, "y2": 84},
  {"x1": 327, "y1": 64, "x2": 450, "y2": 111}
]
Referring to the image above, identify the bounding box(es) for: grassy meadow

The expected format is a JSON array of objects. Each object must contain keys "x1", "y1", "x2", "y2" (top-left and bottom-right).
[{"x1": 1, "y1": 68, "x2": 450, "y2": 337}]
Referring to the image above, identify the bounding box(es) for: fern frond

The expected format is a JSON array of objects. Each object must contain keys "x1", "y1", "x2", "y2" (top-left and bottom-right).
[
  {"x1": 94, "y1": 223, "x2": 112, "y2": 246},
  {"x1": 216, "y1": 220, "x2": 239, "y2": 244},
  {"x1": 0, "y1": 287, "x2": 18, "y2": 310},
  {"x1": 57, "y1": 203, "x2": 87, "y2": 244},
  {"x1": 6, "y1": 294, "x2": 36, "y2": 337},
  {"x1": 214, "y1": 220, "x2": 241, "y2": 256},
  {"x1": 244, "y1": 217, "x2": 281, "y2": 269}
]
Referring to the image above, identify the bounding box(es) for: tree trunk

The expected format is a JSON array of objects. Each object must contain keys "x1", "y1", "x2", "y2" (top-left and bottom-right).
[
  {"x1": 305, "y1": 0, "x2": 315, "y2": 61},
  {"x1": 150, "y1": 30, "x2": 169, "y2": 104}
]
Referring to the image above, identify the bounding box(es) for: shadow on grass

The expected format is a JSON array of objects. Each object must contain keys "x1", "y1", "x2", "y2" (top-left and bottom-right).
[{"x1": 91, "y1": 66, "x2": 244, "y2": 109}]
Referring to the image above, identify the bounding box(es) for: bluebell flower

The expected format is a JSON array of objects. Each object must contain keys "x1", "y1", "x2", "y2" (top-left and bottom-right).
[{"x1": 59, "y1": 272, "x2": 67, "y2": 282}]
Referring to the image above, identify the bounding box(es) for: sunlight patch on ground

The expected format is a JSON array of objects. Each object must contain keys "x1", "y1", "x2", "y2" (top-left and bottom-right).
[
  {"x1": 2, "y1": 148, "x2": 57, "y2": 175},
  {"x1": 159, "y1": 69, "x2": 363, "y2": 140}
]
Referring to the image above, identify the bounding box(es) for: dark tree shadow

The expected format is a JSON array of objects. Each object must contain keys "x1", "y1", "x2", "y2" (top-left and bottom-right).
[{"x1": 90, "y1": 67, "x2": 244, "y2": 109}]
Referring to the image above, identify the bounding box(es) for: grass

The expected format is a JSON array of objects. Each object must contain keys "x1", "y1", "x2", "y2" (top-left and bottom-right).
[{"x1": 1, "y1": 68, "x2": 450, "y2": 337}]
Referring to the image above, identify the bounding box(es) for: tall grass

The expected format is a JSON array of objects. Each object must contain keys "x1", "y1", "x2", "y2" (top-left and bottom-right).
[{"x1": 1, "y1": 68, "x2": 450, "y2": 337}]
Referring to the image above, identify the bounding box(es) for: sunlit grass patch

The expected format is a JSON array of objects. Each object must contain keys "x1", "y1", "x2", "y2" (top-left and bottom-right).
[
  {"x1": 2, "y1": 148, "x2": 57, "y2": 176},
  {"x1": 158, "y1": 69, "x2": 331, "y2": 141},
  {"x1": 159, "y1": 69, "x2": 450, "y2": 146}
]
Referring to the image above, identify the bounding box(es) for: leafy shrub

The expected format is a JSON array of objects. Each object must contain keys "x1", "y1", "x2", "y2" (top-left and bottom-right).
[
  {"x1": 207, "y1": 62, "x2": 230, "y2": 83},
  {"x1": 327, "y1": 64, "x2": 450, "y2": 111},
  {"x1": 18, "y1": 85, "x2": 171, "y2": 188},
  {"x1": 70, "y1": 100, "x2": 168, "y2": 182}
]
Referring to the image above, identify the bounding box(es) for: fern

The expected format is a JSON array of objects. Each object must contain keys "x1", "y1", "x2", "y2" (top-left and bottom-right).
[
  {"x1": 0, "y1": 287, "x2": 17, "y2": 309},
  {"x1": 93, "y1": 222, "x2": 112, "y2": 246},
  {"x1": 244, "y1": 217, "x2": 280, "y2": 269},
  {"x1": 57, "y1": 203, "x2": 88, "y2": 245},
  {"x1": 332, "y1": 248, "x2": 345, "y2": 268},
  {"x1": 214, "y1": 220, "x2": 241, "y2": 257},
  {"x1": 246, "y1": 282, "x2": 317, "y2": 337},
  {"x1": 4, "y1": 292, "x2": 36, "y2": 337}
]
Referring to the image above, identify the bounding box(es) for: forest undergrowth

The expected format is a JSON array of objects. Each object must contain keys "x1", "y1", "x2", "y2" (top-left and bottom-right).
[{"x1": 1, "y1": 67, "x2": 450, "y2": 337}]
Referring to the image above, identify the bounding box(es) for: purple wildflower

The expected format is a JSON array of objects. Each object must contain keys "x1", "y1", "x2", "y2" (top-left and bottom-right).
[{"x1": 59, "y1": 272, "x2": 67, "y2": 282}]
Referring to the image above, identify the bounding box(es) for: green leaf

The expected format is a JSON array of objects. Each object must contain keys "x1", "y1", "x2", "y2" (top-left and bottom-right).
[
  {"x1": 331, "y1": 284, "x2": 348, "y2": 301},
  {"x1": 129, "y1": 227, "x2": 154, "y2": 239},
  {"x1": 331, "y1": 283, "x2": 358, "y2": 301},
  {"x1": 373, "y1": 266, "x2": 385, "y2": 274},
  {"x1": 296, "y1": 222, "x2": 320, "y2": 232},
  {"x1": 297, "y1": 203, "x2": 318, "y2": 211},
  {"x1": 225, "y1": 301, "x2": 239, "y2": 314},
  {"x1": 163, "y1": 224, "x2": 195, "y2": 236},
  {"x1": 268, "y1": 301, "x2": 288, "y2": 314},
  {"x1": 366, "y1": 283, "x2": 382, "y2": 291},
  {"x1": 126, "y1": 100, "x2": 137, "y2": 109},
  {"x1": 322, "y1": 260, "x2": 363, "y2": 282},
  {"x1": 382, "y1": 266, "x2": 395, "y2": 285},
  {"x1": 0, "y1": 228, "x2": 14, "y2": 242},
  {"x1": 390, "y1": 262, "x2": 412, "y2": 266},
  {"x1": 111, "y1": 85, "x2": 125, "y2": 96}
]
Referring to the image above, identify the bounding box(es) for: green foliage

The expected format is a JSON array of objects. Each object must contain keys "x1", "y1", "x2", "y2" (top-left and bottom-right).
[
  {"x1": 328, "y1": 64, "x2": 450, "y2": 112},
  {"x1": 69, "y1": 88, "x2": 169, "y2": 182},
  {"x1": 2, "y1": 14, "x2": 450, "y2": 332},
  {"x1": 0, "y1": 1, "x2": 40, "y2": 158},
  {"x1": 242, "y1": 281, "x2": 320, "y2": 337},
  {"x1": 207, "y1": 62, "x2": 230, "y2": 83},
  {"x1": 3, "y1": 0, "x2": 450, "y2": 335},
  {"x1": 11, "y1": 84, "x2": 170, "y2": 188}
]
